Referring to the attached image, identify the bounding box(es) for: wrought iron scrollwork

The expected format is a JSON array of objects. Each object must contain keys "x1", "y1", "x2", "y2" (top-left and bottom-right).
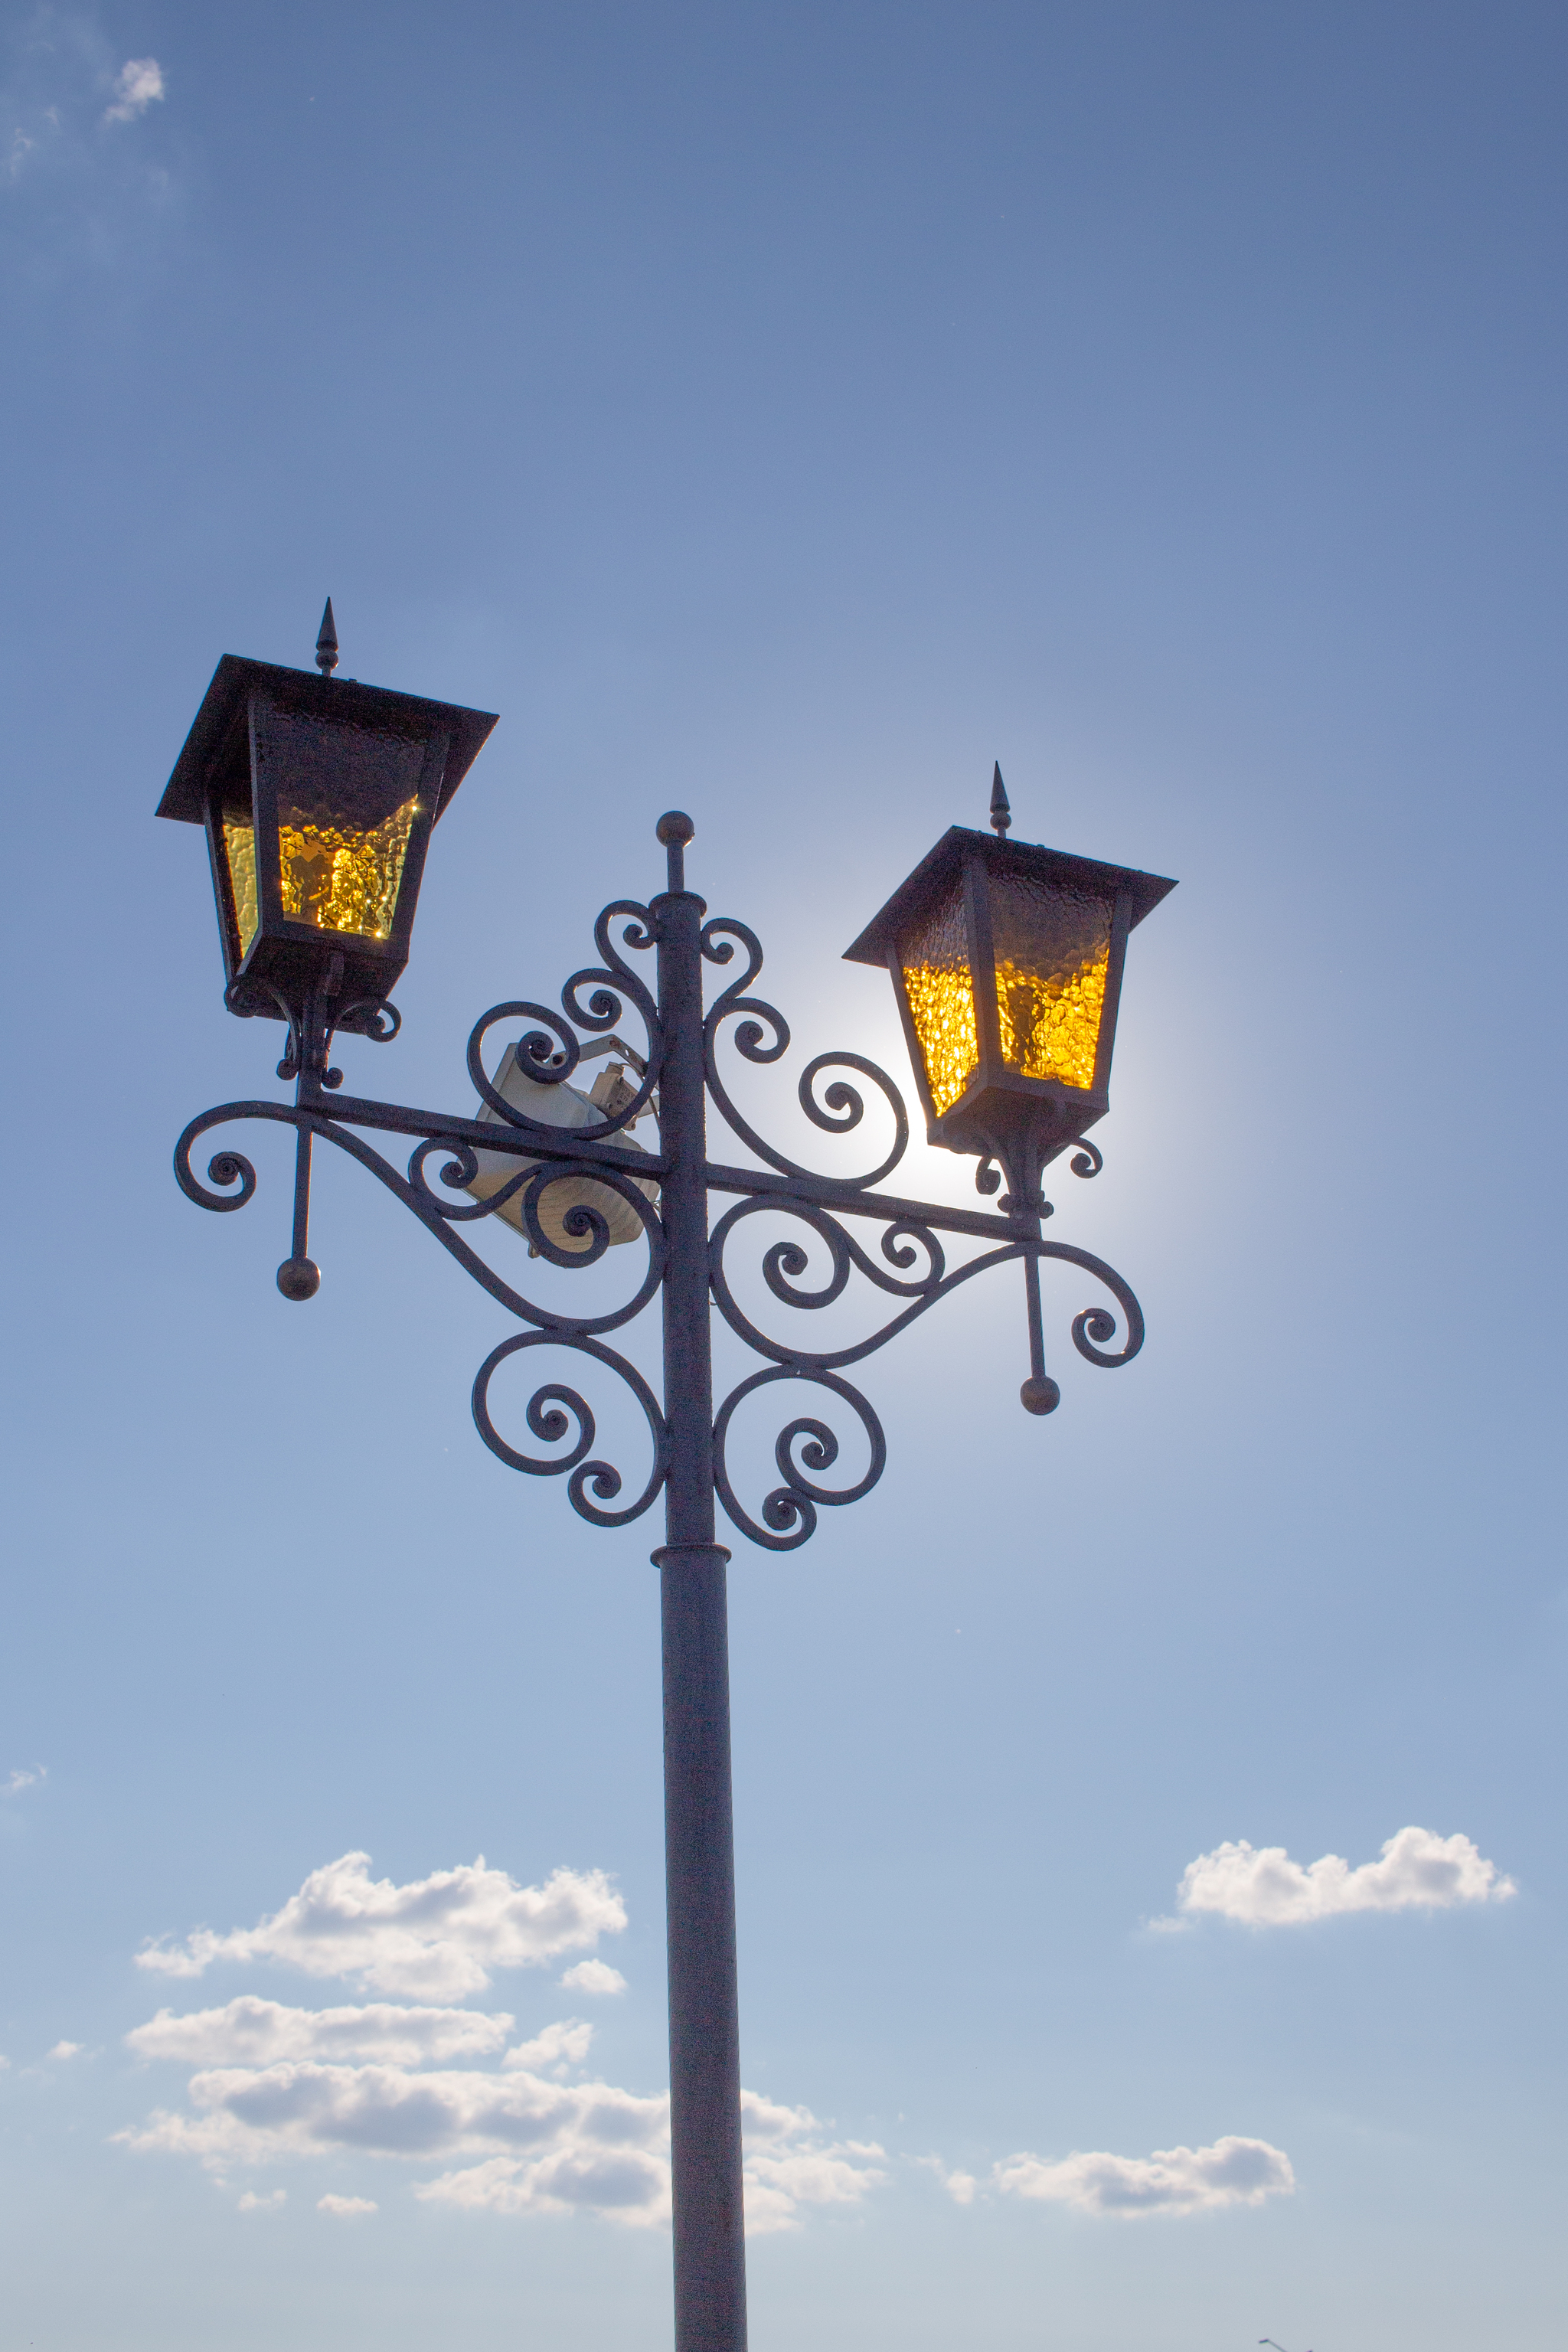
[
  {"x1": 175, "y1": 878, "x2": 1148, "y2": 1552},
  {"x1": 712, "y1": 1364, "x2": 886, "y2": 1551},
  {"x1": 701, "y1": 916, "x2": 909, "y2": 1191},
  {"x1": 473, "y1": 1330, "x2": 669, "y2": 1528},
  {"x1": 467, "y1": 900, "x2": 662, "y2": 1142}
]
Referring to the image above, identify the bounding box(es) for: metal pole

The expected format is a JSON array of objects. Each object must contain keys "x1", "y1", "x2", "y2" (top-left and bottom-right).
[{"x1": 650, "y1": 812, "x2": 748, "y2": 2352}]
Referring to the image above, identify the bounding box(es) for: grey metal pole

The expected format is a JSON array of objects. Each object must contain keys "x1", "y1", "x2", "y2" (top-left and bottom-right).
[{"x1": 650, "y1": 812, "x2": 749, "y2": 2352}]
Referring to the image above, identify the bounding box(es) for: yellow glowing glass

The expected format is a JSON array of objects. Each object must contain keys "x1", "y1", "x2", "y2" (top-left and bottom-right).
[
  {"x1": 990, "y1": 873, "x2": 1111, "y2": 1093},
  {"x1": 223, "y1": 818, "x2": 260, "y2": 957},
  {"x1": 278, "y1": 795, "x2": 418, "y2": 940},
  {"x1": 900, "y1": 887, "x2": 978, "y2": 1116}
]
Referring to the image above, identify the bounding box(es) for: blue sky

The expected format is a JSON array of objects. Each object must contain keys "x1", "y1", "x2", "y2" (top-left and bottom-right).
[{"x1": 1, "y1": 4, "x2": 1563, "y2": 2346}]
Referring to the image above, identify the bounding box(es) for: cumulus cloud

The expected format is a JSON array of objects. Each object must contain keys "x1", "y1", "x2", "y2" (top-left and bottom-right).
[
  {"x1": 48, "y1": 2040, "x2": 83, "y2": 2061},
  {"x1": 3, "y1": 1766, "x2": 45, "y2": 1796},
  {"x1": 560, "y1": 1960, "x2": 627, "y2": 1997},
  {"x1": 993, "y1": 2135, "x2": 1294, "y2": 2219},
  {"x1": 119, "y1": 2020, "x2": 884, "y2": 2233},
  {"x1": 127, "y1": 1998, "x2": 514, "y2": 2070},
  {"x1": 136, "y1": 1852, "x2": 626, "y2": 1998},
  {"x1": 501, "y1": 2020, "x2": 595, "y2": 2076},
  {"x1": 739, "y1": 2089, "x2": 887, "y2": 2235},
  {"x1": 103, "y1": 59, "x2": 164, "y2": 125},
  {"x1": 318, "y1": 2193, "x2": 377, "y2": 2216},
  {"x1": 237, "y1": 2187, "x2": 286, "y2": 2211},
  {"x1": 917, "y1": 2160, "x2": 977, "y2": 2204},
  {"x1": 1169, "y1": 1827, "x2": 1516, "y2": 1928},
  {"x1": 416, "y1": 2085, "x2": 884, "y2": 2234},
  {"x1": 119, "y1": 2046, "x2": 671, "y2": 2223}
]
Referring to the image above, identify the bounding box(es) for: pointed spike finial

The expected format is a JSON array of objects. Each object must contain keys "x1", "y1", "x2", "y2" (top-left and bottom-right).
[
  {"x1": 315, "y1": 597, "x2": 339, "y2": 676},
  {"x1": 989, "y1": 760, "x2": 1011, "y2": 836}
]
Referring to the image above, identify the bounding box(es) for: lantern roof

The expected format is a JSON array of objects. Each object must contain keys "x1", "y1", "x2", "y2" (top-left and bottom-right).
[
  {"x1": 842, "y1": 824, "x2": 1176, "y2": 968},
  {"x1": 155, "y1": 655, "x2": 498, "y2": 827}
]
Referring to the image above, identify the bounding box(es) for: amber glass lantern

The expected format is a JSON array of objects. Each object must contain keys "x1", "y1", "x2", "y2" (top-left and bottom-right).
[
  {"x1": 157, "y1": 651, "x2": 497, "y2": 1033},
  {"x1": 844, "y1": 806, "x2": 1174, "y2": 1186}
]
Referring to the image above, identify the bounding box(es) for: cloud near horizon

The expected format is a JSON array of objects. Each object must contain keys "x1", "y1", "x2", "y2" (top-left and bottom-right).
[
  {"x1": 136, "y1": 1852, "x2": 626, "y2": 1998},
  {"x1": 991, "y1": 2135, "x2": 1294, "y2": 2218},
  {"x1": 119, "y1": 2024, "x2": 883, "y2": 2233},
  {"x1": 121, "y1": 1856, "x2": 882, "y2": 2233},
  {"x1": 1165, "y1": 1826, "x2": 1515, "y2": 1928}
]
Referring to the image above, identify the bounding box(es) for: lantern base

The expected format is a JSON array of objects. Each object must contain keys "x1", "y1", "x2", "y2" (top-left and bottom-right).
[{"x1": 927, "y1": 1073, "x2": 1107, "y2": 1214}]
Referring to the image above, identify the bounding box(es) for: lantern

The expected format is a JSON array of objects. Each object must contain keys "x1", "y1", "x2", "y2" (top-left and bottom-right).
[
  {"x1": 843, "y1": 770, "x2": 1174, "y2": 1189},
  {"x1": 156, "y1": 609, "x2": 497, "y2": 1034}
]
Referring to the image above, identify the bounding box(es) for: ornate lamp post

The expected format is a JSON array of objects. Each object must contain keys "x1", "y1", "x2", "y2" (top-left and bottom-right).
[{"x1": 161, "y1": 616, "x2": 1175, "y2": 2352}]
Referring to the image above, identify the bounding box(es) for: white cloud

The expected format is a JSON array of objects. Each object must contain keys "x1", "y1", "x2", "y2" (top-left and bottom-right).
[
  {"x1": 136, "y1": 1852, "x2": 626, "y2": 1998},
  {"x1": 1170, "y1": 1827, "x2": 1516, "y2": 1927},
  {"x1": 993, "y1": 2135, "x2": 1294, "y2": 2219},
  {"x1": 237, "y1": 2187, "x2": 286, "y2": 2211},
  {"x1": 118, "y1": 2020, "x2": 884, "y2": 2234},
  {"x1": 560, "y1": 1960, "x2": 627, "y2": 1997},
  {"x1": 737, "y1": 2091, "x2": 886, "y2": 2235},
  {"x1": 936, "y1": 2167, "x2": 977, "y2": 2204},
  {"x1": 318, "y1": 2193, "x2": 377, "y2": 2217},
  {"x1": 3, "y1": 1766, "x2": 45, "y2": 1796},
  {"x1": 103, "y1": 59, "x2": 164, "y2": 125},
  {"x1": 48, "y1": 2040, "x2": 83, "y2": 2061},
  {"x1": 501, "y1": 2020, "x2": 595, "y2": 2075},
  {"x1": 416, "y1": 2145, "x2": 672, "y2": 2226},
  {"x1": 127, "y1": 1998, "x2": 514, "y2": 2070},
  {"x1": 120, "y1": 2051, "x2": 672, "y2": 2224}
]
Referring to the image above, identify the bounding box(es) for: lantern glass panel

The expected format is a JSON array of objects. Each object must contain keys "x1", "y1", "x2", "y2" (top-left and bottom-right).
[
  {"x1": 261, "y1": 709, "x2": 430, "y2": 944},
  {"x1": 222, "y1": 815, "x2": 260, "y2": 956},
  {"x1": 900, "y1": 881, "x2": 979, "y2": 1115},
  {"x1": 989, "y1": 871, "x2": 1112, "y2": 1093}
]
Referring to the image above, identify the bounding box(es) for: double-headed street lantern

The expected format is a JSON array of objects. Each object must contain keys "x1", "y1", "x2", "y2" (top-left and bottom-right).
[
  {"x1": 163, "y1": 614, "x2": 1174, "y2": 2352},
  {"x1": 156, "y1": 600, "x2": 497, "y2": 1046}
]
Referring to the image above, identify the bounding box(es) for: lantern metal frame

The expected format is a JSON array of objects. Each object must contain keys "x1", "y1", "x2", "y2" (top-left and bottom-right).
[
  {"x1": 157, "y1": 654, "x2": 497, "y2": 1038},
  {"x1": 168, "y1": 771, "x2": 1171, "y2": 2352},
  {"x1": 844, "y1": 822, "x2": 1175, "y2": 1215}
]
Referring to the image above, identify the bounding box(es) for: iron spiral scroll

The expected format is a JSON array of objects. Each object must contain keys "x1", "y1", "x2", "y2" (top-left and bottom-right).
[{"x1": 173, "y1": 887, "x2": 1145, "y2": 1548}]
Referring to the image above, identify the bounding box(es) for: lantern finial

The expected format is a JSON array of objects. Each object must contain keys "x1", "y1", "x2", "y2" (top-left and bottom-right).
[
  {"x1": 989, "y1": 761, "x2": 1011, "y2": 836},
  {"x1": 315, "y1": 598, "x2": 339, "y2": 677}
]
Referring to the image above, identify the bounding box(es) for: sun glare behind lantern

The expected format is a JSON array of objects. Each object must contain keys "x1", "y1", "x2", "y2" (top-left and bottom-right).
[{"x1": 846, "y1": 764, "x2": 1174, "y2": 1197}]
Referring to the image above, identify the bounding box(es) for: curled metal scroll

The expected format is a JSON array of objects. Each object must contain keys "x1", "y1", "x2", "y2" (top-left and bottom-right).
[
  {"x1": 701, "y1": 915, "x2": 910, "y2": 1190},
  {"x1": 175, "y1": 1102, "x2": 665, "y2": 1341},
  {"x1": 176, "y1": 1133, "x2": 259, "y2": 1212},
  {"x1": 407, "y1": 1133, "x2": 664, "y2": 1285},
  {"x1": 466, "y1": 900, "x2": 662, "y2": 1142},
  {"x1": 1060, "y1": 1256, "x2": 1145, "y2": 1365},
  {"x1": 710, "y1": 1194, "x2": 1023, "y2": 1374},
  {"x1": 473, "y1": 1330, "x2": 669, "y2": 1528},
  {"x1": 712, "y1": 1364, "x2": 887, "y2": 1551}
]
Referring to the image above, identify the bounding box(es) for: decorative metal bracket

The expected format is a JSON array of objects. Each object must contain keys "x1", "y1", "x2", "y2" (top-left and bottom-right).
[{"x1": 175, "y1": 884, "x2": 1144, "y2": 1549}]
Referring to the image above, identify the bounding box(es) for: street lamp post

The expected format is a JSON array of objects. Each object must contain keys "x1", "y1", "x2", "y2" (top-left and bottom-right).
[{"x1": 158, "y1": 617, "x2": 1175, "y2": 2352}]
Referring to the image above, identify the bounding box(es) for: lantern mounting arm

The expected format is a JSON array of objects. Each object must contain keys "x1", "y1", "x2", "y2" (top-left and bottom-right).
[{"x1": 173, "y1": 864, "x2": 1145, "y2": 1550}]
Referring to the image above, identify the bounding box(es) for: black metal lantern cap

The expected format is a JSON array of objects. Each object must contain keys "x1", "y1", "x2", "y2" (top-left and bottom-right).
[
  {"x1": 844, "y1": 823, "x2": 1176, "y2": 1195},
  {"x1": 158, "y1": 655, "x2": 498, "y2": 1035}
]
